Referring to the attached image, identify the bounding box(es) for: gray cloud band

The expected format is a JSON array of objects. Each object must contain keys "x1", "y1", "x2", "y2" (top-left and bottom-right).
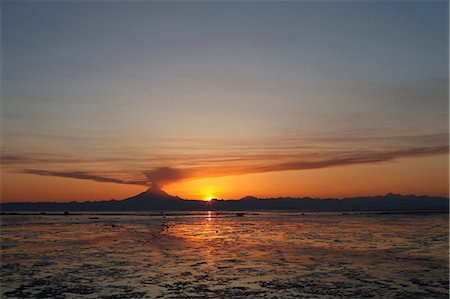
[{"x1": 19, "y1": 145, "x2": 448, "y2": 187}]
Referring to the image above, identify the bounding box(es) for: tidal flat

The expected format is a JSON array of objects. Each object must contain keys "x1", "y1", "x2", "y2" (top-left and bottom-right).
[{"x1": 1, "y1": 212, "x2": 448, "y2": 298}]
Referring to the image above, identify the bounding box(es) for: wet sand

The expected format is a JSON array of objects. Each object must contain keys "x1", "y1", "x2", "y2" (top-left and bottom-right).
[{"x1": 1, "y1": 212, "x2": 448, "y2": 298}]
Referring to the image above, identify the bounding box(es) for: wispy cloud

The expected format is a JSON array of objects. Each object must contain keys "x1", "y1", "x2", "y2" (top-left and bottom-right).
[
  {"x1": 187, "y1": 145, "x2": 449, "y2": 179},
  {"x1": 144, "y1": 167, "x2": 191, "y2": 187},
  {"x1": 21, "y1": 169, "x2": 148, "y2": 186},
  {"x1": 18, "y1": 143, "x2": 448, "y2": 187}
]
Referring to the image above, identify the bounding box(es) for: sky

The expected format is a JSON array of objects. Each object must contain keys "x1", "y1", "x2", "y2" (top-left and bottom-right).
[{"x1": 1, "y1": 0, "x2": 448, "y2": 202}]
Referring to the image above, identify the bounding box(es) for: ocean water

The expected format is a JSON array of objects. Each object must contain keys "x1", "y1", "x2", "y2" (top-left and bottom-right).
[{"x1": 1, "y1": 211, "x2": 448, "y2": 298}]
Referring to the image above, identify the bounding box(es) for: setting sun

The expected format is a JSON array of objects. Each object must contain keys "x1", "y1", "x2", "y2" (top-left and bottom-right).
[{"x1": 1, "y1": 1, "x2": 448, "y2": 298}]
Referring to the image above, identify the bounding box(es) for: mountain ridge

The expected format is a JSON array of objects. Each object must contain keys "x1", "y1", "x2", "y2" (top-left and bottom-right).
[{"x1": 1, "y1": 187, "x2": 448, "y2": 212}]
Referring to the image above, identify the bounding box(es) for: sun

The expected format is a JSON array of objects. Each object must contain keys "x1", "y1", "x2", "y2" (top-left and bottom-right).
[{"x1": 202, "y1": 188, "x2": 217, "y2": 201}]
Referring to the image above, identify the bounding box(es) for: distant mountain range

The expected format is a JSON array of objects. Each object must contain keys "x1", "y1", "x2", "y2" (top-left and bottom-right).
[{"x1": 1, "y1": 185, "x2": 448, "y2": 212}]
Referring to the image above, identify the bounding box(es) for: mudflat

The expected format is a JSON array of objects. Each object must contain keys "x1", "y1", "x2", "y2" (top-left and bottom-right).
[{"x1": 1, "y1": 212, "x2": 448, "y2": 298}]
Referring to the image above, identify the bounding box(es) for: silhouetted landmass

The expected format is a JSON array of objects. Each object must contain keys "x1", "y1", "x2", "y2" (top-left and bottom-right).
[{"x1": 1, "y1": 186, "x2": 448, "y2": 212}]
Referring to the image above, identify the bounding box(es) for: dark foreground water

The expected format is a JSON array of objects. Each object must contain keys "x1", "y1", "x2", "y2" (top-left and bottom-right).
[{"x1": 1, "y1": 211, "x2": 448, "y2": 298}]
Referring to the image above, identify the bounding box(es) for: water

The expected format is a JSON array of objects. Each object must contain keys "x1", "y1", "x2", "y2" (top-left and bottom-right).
[{"x1": 1, "y1": 212, "x2": 448, "y2": 298}]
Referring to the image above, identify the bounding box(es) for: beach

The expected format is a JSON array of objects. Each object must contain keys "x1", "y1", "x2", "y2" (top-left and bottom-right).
[{"x1": 1, "y1": 212, "x2": 448, "y2": 298}]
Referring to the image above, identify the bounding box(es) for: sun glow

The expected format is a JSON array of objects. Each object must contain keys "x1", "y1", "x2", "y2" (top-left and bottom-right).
[{"x1": 204, "y1": 196, "x2": 214, "y2": 202}]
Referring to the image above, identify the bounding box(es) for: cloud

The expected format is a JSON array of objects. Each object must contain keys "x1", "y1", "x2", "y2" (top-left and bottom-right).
[
  {"x1": 1, "y1": 154, "x2": 89, "y2": 165},
  {"x1": 193, "y1": 145, "x2": 449, "y2": 178},
  {"x1": 21, "y1": 170, "x2": 148, "y2": 186},
  {"x1": 250, "y1": 145, "x2": 449, "y2": 173},
  {"x1": 144, "y1": 167, "x2": 191, "y2": 187},
  {"x1": 12, "y1": 145, "x2": 449, "y2": 187}
]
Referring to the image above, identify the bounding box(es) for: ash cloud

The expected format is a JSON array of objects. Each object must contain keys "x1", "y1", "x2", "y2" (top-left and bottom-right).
[
  {"x1": 17, "y1": 144, "x2": 448, "y2": 188},
  {"x1": 227, "y1": 145, "x2": 449, "y2": 175},
  {"x1": 21, "y1": 170, "x2": 147, "y2": 186},
  {"x1": 144, "y1": 167, "x2": 191, "y2": 187}
]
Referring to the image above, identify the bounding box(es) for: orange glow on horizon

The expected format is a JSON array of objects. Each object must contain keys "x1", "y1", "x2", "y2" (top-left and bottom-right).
[
  {"x1": 1, "y1": 154, "x2": 448, "y2": 202},
  {"x1": 166, "y1": 154, "x2": 449, "y2": 200}
]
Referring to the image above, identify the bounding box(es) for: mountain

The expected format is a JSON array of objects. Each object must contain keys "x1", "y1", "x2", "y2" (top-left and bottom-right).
[
  {"x1": 0, "y1": 188, "x2": 448, "y2": 212},
  {"x1": 0, "y1": 185, "x2": 200, "y2": 212},
  {"x1": 208, "y1": 193, "x2": 449, "y2": 211},
  {"x1": 111, "y1": 184, "x2": 200, "y2": 210}
]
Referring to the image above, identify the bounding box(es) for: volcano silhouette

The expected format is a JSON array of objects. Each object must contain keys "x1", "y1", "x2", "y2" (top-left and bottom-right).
[
  {"x1": 118, "y1": 184, "x2": 200, "y2": 210},
  {"x1": 0, "y1": 188, "x2": 448, "y2": 212},
  {"x1": 127, "y1": 184, "x2": 173, "y2": 200}
]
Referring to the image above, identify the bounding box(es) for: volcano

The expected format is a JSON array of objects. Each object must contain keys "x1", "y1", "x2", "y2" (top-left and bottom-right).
[
  {"x1": 125, "y1": 184, "x2": 176, "y2": 202},
  {"x1": 119, "y1": 184, "x2": 196, "y2": 210},
  {"x1": 0, "y1": 188, "x2": 448, "y2": 212}
]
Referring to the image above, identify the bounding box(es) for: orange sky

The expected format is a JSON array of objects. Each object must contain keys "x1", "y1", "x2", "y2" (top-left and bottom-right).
[
  {"x1": 2, "y1": 154, "x2": 448, "y2": 202},
  {"x1": 2, "y1": 1, "x2": 449, "y2": 203}
]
